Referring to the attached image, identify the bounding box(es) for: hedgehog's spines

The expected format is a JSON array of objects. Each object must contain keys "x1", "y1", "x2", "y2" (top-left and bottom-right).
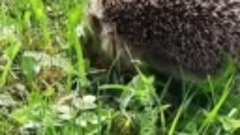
[{"x1": 89, "y1": 0, "x2": 240, "y2": 77}]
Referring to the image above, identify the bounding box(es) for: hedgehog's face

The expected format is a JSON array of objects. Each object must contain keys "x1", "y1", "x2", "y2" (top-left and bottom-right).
[
  {"x1": 88, "y1": 0, "x2": 181, "y2": 76},
  {"x1": 88, "y1": 0, "x2": 127, "y2": 64}
]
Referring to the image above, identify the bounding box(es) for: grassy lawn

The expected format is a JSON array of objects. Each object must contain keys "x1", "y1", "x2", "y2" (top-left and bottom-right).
[{"x1": 1, "y1": 0, "x2": 240, "y2": 135}]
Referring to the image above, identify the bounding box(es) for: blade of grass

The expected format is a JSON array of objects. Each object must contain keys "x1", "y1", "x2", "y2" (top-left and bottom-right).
[
  {"x1": 29, "y1": 0, "x2": 52, "y2": 50},
  {"x1": 0, "y1": 42, "x2": 21, "y2": 87},
  {"x1": 168, "y1": 91, "x2": 195, "y2": 135},
  {"x1": 200, "y1": 75, "x2": 234, "y2": 132},
  {"x1": 67, "y1": 2, "x2": 88, "y2": 88}
]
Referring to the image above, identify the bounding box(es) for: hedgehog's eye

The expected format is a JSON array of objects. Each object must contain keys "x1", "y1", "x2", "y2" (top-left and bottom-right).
[
  {"x1": 101, "y1": 0, "x2": 104, "y2": 4},
  {"x1": 90, "y1": 14, "x2": 103, "y2": 33},
  {"x1": 102, "y1": 0, "x2": 107, "y2": 5}
]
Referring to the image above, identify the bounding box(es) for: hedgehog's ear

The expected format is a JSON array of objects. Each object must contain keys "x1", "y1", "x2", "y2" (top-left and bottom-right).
[{"x1": 89, "y1": 0, "x2": 104, "y2": 19}]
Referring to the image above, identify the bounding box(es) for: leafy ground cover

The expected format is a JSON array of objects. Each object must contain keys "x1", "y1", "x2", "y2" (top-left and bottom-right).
[{"x1": 1, "y1": 0, "x2": 240, "y2": 135}]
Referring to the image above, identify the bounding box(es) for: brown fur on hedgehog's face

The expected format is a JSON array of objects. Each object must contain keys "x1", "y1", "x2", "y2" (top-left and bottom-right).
[{"x1": 89, "y1": 0, "x2": 240, "y2": 78}]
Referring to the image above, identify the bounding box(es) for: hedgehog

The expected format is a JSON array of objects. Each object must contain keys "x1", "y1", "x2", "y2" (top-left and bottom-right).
[{"x1": 88, "y1": 0, "x2": 240, "y2": 78}]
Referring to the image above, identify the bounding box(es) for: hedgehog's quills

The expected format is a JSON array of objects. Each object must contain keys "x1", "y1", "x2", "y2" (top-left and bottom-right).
[{"x1": 88, "y1": 0, "x2": 240, "y2": 78}]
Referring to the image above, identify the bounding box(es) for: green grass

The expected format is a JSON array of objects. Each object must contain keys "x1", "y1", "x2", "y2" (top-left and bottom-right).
[{"x1": 1, "y1": 0, "x2": 240, "y2": 135}]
